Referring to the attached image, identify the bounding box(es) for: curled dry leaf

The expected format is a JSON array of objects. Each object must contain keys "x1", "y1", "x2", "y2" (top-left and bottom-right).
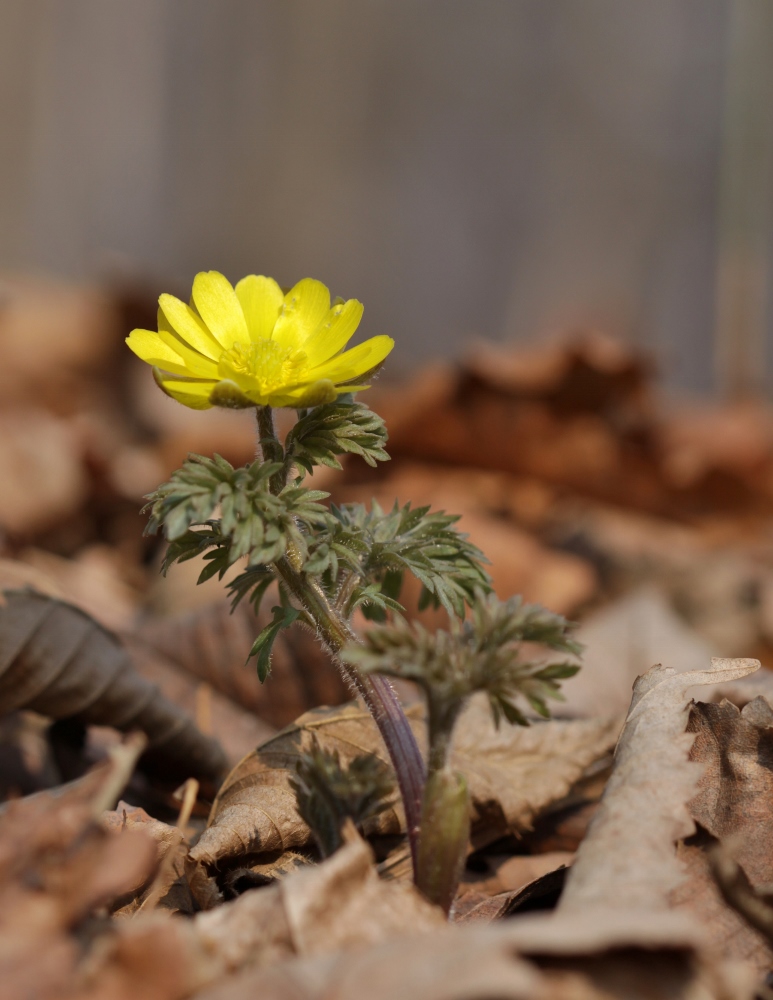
[
  {"x1": 138, "y1": 596, "x2": 350, "y2": 728},
  {"x1": 0, "y1": 589, "x2": 228, "y2": 784},
  {"x1": 559, "y1": 656, "x2": 759, "y2": 914},
  {"x1": 103, "y1": 801, "x2": 221, "y2": 915},
  {"x1": 192, "y1": 694, "x2": 620, "y2": 867},
  {"x1": 191, "y1": 701, "x2": 420, "y2": 866},
  {"x1": 192, "y1": 926, "x2": 543, "y2": 1000},
  {"x1": 195, "y1": 823, "x2": 444, "y2": 967}
]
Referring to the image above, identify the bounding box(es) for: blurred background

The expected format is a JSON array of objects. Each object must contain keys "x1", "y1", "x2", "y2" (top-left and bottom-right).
[
  {"x1": 3, "y1": 0, "x2": 773, "y2": 796},
  {"x1": 3, "y1": 0, "x2": 773, "y2": 395}
]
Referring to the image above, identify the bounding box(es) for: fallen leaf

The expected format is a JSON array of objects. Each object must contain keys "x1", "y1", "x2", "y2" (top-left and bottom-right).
[
  {"x1": 0, "y1": 589, "x2": 228, "y2": 784},
  {"x1": 89, "y1": 825, "x2": 444, "y2": 998},
  {"x1": 454, "y1": 696, "x2": 620, "y2": 850},
  {"x1": 192, "y1": 694, "x2": 620, "y2": 867},
  {"x1": 138, "y1": 595, "x2": 350, "y2": 728},
  {"x1": 688, "y1": 697, "x2": 773, "y2": 883},
  {"x1": 125, "y1": 639, "x2": 277, "y2": 766},
  {"x1": 0, "y1": 738, "x2": 159, "y2": 1000},
  {"x1": 190, "y1": 913, "x2": 746, "y2": 1000},
  {"x1": 672, "y1": 835, "x2": 773, "y2": 975},
  {"x1": 666, "y1": 696, "x2": 773, "y2": 972},
  {"x1": 195, "y1": 824, "x2": 444, "y2": 967},
  {"x1": 558, "y1": 656, "x2": 758, "y2": 914},
  {"x1": 18, "y1": 545, "x2": 141, "y2": 632},
  {"x1": 103, "y1": 801, "x2": 221, "y2": 915}
]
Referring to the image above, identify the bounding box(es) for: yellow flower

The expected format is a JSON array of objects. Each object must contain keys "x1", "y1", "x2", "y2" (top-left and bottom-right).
[{"x1": 126, "y1": 272, "x2": 394, "y2": 409}]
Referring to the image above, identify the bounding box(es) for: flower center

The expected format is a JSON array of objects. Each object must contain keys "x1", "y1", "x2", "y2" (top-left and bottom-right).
[{"x1": 218, "y1": 340, "x2": 309, "y2": 396}]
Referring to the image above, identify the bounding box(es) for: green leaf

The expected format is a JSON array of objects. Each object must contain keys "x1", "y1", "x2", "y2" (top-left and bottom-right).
[
  {"x1": 248, "y1": 605, "x2": 301, "y2": 682},
  {"x1": 305, "y1": 500, "x2": 491, "y2": 619},
  {"x1": 535, "y1": 662, "x2": 581, "y2": 681},
  {"x1": 284, "y1": 402, "x2": 389, "y2": 479},
  {"x1": 343, "y1": 590, "x2": 582, "y2": 731},
  {"x1": 227, "y1": 565, "x2": 274, "y2": 612},
  {"x1": 145, "y1": 454, "x2": 334, "y2": 582},
  {"x1": 289, "y1": 737, "x2": 395, "y2": 858}
]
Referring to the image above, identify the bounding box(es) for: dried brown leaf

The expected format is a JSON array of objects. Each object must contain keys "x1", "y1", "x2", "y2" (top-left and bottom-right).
[
  {"x1": 559, "y1": 656, "x2": 758, "y2": 914},
  {"x1": 452, "y1": 696, "x2": 620, "y2": 850},
  {"x1": 192, "y1": 694, "x2": 620, "y2": 866},
  {"x1": 666, "y1": 695, "x2": 773, "y2": 972},
  {"x1": 125, "y1": 639, "x2": 276, "y2": 766},
  {"x1": 0, "y1": 742, "x2": 160, "y2": 1000},
  {"x1": 191, "y1": 913, "x2": 747, "y2": 1000},
  {"x1": 672, "y1": 835, "x2": 773, "y2": 975},
  {"x1": 88, "y1": 826, "x2": 443, "y2": 998},
  {"x1": 535, "y1": 654, "x2": 766, "y2": 987},
  {"x1": 103, "y1": 801, "x2": 221, "y2": 916},
  {"x1": 688, "y1": 697, "x2": 773, "y2": 882},
  {"x1": 192, "y1": 927, "x2": 544, "y2": 1000},
  {"x1": 138, "y1": 596, "x2": 349, "y2": 728},
  {"x1": 0, "y1": 589, "x2": 228, "y2": 784}
]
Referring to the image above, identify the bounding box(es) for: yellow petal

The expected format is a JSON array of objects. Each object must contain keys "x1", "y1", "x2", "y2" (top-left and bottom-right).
[
  {"x1": 308, "y1": 335, "x2": 394, "y2": 385},
  {"x1": 156, "y1": 308, "x2": 220, "y2": 378},
  {"x1": 126, "y1": 329, "x2": 191, "y2": 377},
  {"x1": 192, "y1": 271, "x2": 249, "y2": 350},
  {"x1": 153, "y1": 369, "x2": 217, "y2": 410},
  {"x1": 159, "y1": 293, "x2": 223, "y2": 360},
  {"x1": 272, "y1": 278, "x2": 331, "y2": 350},
  {"x1": 235, "y1": 275, "x2": 284, "y2": 340},
  {"x1": 303, "y1": 299, "x2": 364, "y2": 368}
]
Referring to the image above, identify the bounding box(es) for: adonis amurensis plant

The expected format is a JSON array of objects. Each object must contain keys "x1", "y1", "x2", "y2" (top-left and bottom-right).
[{"x1": 131, "y1": 271, "x2": 582, "y2": 913}]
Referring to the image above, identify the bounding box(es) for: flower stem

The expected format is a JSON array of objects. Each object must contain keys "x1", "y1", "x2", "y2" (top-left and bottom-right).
[
  {"x1": 256, "y1": 405, "x2": 286, "y2": 492},
  {"x1": 257, "y1": 406, "x2": 425, "y2": 874},
  {"x1": 274, "y1": 556, "x2": 425, "y2": 873}
]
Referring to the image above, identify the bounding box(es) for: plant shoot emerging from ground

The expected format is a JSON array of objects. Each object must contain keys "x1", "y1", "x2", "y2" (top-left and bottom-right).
[{"x1": 133, "y1": 272, "x2": 581, "y2": 912}]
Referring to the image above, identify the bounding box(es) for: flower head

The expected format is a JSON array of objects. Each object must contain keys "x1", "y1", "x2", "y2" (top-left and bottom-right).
[{"x1": 126, "y1": 272, "x2": 394, "y2": 409}]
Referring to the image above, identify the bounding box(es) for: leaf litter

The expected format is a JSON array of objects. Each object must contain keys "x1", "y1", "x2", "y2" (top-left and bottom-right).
[
  {"x1": 5, "y1": 309, "x2": 773, "y2": 996},
  {"x1": 192, "y1": 695, "x2": 621, "y2": 867}
]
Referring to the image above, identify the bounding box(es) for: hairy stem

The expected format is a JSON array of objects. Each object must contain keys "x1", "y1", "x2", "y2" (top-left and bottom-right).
[
  {"x1": 256, "y1": 406, "x2": 425, "y2": 874},
  {"x1": 274, "y1": 556, "x2": 425, "y2": 873},
  {"x1": 256, "y1": 406, "x2": 286, "y2": 492}
]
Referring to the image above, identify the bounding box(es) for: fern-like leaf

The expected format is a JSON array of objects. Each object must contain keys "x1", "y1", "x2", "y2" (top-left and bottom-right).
[
  {"x1": 284, "y1": 401, "x2": 389, "y2": 478},
  {"x1": 343, "y1": 590, "x2": 581, "y2": 733}
]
